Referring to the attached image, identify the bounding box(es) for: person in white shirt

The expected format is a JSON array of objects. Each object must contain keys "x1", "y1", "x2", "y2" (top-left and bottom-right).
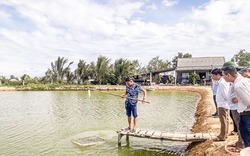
[
  {"x1": 223, "y1": 66, "x2": 250, "y2": 148},
  {"x1": 211, "y1": 68, "x2": 230, "y2": 141},
  {"x1": 227, "y1": 83, "x2": 244, "y2": 150}
]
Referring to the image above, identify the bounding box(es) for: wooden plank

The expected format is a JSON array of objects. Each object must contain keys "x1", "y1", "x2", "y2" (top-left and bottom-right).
[
  {"x1": 120, "y1": 130, "x2": 129, "y2": 135},
  {"x1": 195, "y1": 133, "x2": 203, "y2": 139},
  {"x1": 202, "y1": 133, "x2": 212, "y2": 140},
  {"x1": 151, "y1": 131, "x2": 163, "y2": 139},
  {"x1": 161, "y1": 132, "x2": 174, "y2": 140},
  {"x1": 117, "y1": 128, "x2": 217, "y2": 143},
  {"x1": 209, "y1": 133, "x2": 217, "y2": 140},
  {"x1": 137, "y1": 130, "x2": 148, "y2": 137},
  {"x1": 186, "y1": 133, "x2": 199, "y2": 141},
  {"x1": 172, "y1": 133, "x2": 187, "y2": 141},
  {"x1": 186, "y1": 133, "x2": 205, "y2": 142},
  {"x1": 145, "y1": 130, "x2": 155, "y2": 137}
]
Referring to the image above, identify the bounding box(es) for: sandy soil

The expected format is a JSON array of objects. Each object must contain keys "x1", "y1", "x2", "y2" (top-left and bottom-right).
[
  {"x1": 0, "y1": 85, "x2": 238, "y2": 155},
  {"x1": 0, "y1": 86, "x2": 16, "y2": 91},
  {"x1": 156, "y1": 86, "x2": 237, "y2": 156}
]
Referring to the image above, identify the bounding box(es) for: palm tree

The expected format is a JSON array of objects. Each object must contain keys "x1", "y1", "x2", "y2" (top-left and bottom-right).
[
  {"x1": 87, "y1": 61, "x2": 96, "y2": 79},
  {"x1": 66, "y1": 71, "x2": 75, "y2": 84},
  {"x1": 114, "y1": 58, "x2": 134, "y2": 84},
  {"x1": 96, "y1": 56, "x2": 110, "y2": 84},
  {"x1": 75, "y1": 60, "x2": 88, "y2": 84},
  {"x1": 51, "y1": 57, "x2": 73, "y2": 83}
]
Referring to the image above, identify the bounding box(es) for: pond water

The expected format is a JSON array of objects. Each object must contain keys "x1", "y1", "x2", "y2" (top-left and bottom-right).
[{"x1": 0, "y1": 91, "x2": 200, "y2": 156}]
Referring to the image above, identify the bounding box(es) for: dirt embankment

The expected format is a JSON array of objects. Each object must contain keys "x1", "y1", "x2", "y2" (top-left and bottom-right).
[
  {"x1": 0, "y1": 86, "x2": 16, "y2": 91},
  {"x1": 154, "y1": 86, "x2": 236, "y2": 156}
]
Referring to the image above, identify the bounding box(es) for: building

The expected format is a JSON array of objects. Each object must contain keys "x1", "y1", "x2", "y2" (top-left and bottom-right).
[{"x1": 176, "y1": 57, "x2": 225, "y2": 84}]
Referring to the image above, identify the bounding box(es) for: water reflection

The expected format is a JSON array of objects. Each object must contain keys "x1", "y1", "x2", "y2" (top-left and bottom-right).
[{"x1": 0, "y1": 91, "x2": 199, "y2": 156}]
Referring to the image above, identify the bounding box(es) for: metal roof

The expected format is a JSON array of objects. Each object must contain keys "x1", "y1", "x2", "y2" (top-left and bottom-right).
[{"x1": 176, "y1": 57, "x2": 225, "y2": 71}]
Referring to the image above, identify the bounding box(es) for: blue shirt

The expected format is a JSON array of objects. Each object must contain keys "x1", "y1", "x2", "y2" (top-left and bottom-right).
[
  {"x1": 212, "y1": 80, "x2": 219, "y2": 95},
  {"x1": 126, "y1": 83, "x2": 144, "y2": 105}
]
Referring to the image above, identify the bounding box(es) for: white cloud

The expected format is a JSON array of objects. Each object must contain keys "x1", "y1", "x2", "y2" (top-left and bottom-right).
[
  {"x1": 162, "y1": 0, "x2": 178, "y2": 7},
  {"x1": 146, "y1": 3, "x2": 157, "y2": 10},
  {"x1": 0, "y1": 0, "x2": 250, "y2": 77}
]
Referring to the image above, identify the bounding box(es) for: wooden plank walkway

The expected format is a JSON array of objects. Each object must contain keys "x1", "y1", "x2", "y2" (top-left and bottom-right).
[{"x1": 117, "y1": 128, "x2": 217, "y2": 146}]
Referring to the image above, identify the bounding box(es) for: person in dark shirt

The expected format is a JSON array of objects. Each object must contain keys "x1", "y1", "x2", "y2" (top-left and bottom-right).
[{"x1": 121, "y1": 77, "x2": 147, "y2": 132}]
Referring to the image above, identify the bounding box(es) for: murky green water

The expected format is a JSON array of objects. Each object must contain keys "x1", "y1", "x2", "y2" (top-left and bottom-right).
[{"x1": 0, "y1": 91, "x2": 199, "y2": 156}]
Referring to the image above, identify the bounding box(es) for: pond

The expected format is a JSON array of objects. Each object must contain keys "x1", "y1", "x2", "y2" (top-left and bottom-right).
[{"x1": 0, "y1": 90, "x2": 200, "y2": 156}]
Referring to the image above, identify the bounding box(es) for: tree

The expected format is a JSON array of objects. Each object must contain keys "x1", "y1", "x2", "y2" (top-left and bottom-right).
[
  {"x1": 96, "y1": 56, "x2": 111, "y2": 84},
  {"x1": 131, "y1": 60, "x2": 143, "y2": 74},
  {"x1": 114, "y1": 58, "x2": 135, "y2": 84},
  {"x1": 0, "y1": 76, "x2": 8, "y2": 85},
  {"x1": 147, "y1": 56, "x2": 171, "y2": 72},
  {"x1": 232, "y1": 49, "x2": 250, "y2": 67},
  {"x1": 10, "y1": 75, "x2": 18, "y2": 80},
  {"x1": 50, "y1": 57, "x2": 73, "y2": 83},
  {"x1": 87, "y1": 61, "x2": 96, "y2": 79},
  {"x1": 66, "y1": 71, "x2": 75, "y2": 84},
  {"x1": 20, "y1": 74, "x2": 30, "y2": 86},
  {"x1": 75, "y1": 60, "x2": 88, "y2": 84},
  {"x1": 172, "y1": 52, "x2": 192, "y2": 68},
  {"x1": 45, "y1": 69, "x2": 53, "y2": 84}
]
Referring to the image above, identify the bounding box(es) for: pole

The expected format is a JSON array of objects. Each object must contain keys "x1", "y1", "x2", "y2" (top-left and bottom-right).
[{"x1": 89, "y1": 88, "x2": 150, "y2": 104}]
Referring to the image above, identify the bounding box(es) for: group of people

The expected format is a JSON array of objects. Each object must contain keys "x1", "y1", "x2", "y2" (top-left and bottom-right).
[
  {"x1": 211, "y1": 61, "x2": 250, "y2": 153},
  {"x1": 122, "y1": 64, "x2": 250, "y2": 153}
]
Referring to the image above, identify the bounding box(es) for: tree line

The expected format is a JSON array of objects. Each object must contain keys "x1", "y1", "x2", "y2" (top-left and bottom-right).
[
  {"x1": 0, "y1": 53, "x2": 191, "y2": 86},
  {"x1": 1, "y1": 50, "x2": 249, "y2": 86}
]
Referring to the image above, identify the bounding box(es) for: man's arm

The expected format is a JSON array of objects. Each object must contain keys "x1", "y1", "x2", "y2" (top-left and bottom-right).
[{"x1": 121, "y1": 90, "x2": 127, "y2": 98}]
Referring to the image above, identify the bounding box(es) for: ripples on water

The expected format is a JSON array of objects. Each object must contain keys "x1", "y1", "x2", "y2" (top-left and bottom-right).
[{"x1": 0, "y1": 91, "x2": 199, "y2": 156}]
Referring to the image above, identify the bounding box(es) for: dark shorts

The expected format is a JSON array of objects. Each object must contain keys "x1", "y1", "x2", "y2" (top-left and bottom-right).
[{"x1": 125, "y1": 102, "x2": 138, "y2": 118}]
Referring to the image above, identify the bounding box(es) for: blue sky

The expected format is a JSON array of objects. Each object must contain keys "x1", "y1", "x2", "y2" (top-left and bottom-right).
[{"x1": 0, "y1": 0, "x2": 250, "y2": 77}]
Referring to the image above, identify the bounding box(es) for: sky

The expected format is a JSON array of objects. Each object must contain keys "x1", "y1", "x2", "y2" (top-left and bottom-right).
[{"x1": 0, "y1": 0, "x2": 250, "y2": 78}]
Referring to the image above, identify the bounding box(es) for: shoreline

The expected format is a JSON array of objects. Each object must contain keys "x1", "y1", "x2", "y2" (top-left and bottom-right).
[{"x1": 0, "y1": 85, "x2": 237, "y2": 155}]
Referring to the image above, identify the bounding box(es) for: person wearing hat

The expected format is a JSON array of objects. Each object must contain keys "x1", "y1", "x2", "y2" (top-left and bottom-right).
[
  {"x1": 223, "y1": 66, "x2": 250, "y2": 149},
  {"x1": 222, "y1": 61, "x2": 244, "y2": 151},
  {"x1": 121, "y1": 77, "x2": 147, "y2": 132},
  {"x1": 239, "y1": 67, "x2": 250, "y2": 78}
]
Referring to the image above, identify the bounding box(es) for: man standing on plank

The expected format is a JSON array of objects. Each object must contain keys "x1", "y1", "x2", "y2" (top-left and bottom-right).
[{"x1": 122, "y1": 77, "x2": 147, "y2": 132}]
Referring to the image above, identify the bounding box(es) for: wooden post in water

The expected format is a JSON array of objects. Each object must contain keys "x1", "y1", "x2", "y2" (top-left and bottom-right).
[
  {"x1": 118, "y1": 132, "x2": 123, "y2": 146},
  {"x1": 126, "y1": 134, "x2": 129, "y2": 141}
]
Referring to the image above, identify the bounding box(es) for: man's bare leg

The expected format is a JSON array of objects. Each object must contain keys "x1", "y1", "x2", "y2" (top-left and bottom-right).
[
  {"x1": 133, "y1": 117, "x2": 137, "y2": 130},
  {"x1": 128, "y1": 117, "x2": 132, "y2": 129}
]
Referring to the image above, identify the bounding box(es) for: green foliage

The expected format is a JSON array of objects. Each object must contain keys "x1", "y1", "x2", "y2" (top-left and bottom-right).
[
  {"x1": 232, "y1": 49, "x2": 250, "y2": 67},
  {"x1": 147, "y1": 56, "x2": 171, "y2": 72},
  {"x1": 96, "y1": 56, "x2": 111, "y2": 84},
  {"x1": 0, "y1": 76, "x2": 8, "y2": 85},
  {"x1": 114, "y1": 58, "x2": 135, "y2": 84},
  {"x1": 3, "y1": 53, "x2": 194, "y2": 86},
  {"x1": 172, "y1": 52, "x2": 192, "y2": 68},
  {"x1": 20, "y1": 74, "x2": 30, "y2": 86},
  {"x1": 188, "y1": 73, "x2": 200, "y2": 85},
  {"x1": 75, "y1": 59, "x2": 88, "y2": 84},
  {"x1": 50, "y1": 56, "x2": 74, "y2": 83}
]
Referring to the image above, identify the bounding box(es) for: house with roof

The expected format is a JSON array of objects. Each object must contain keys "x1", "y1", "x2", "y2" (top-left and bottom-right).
[{"x1": 176, "y1": 57, "x2": 225, "y2": 84}]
